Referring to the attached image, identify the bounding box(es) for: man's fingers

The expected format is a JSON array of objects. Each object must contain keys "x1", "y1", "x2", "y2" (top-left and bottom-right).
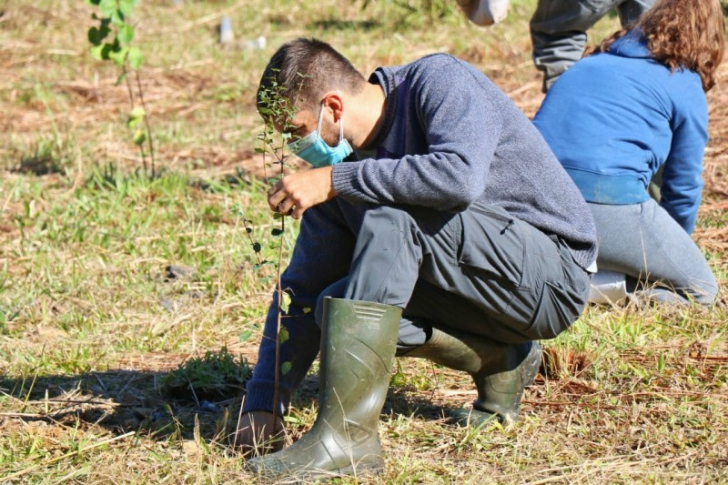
[{"x1": 292, "y1": 206, "x2": 305, "y2": 220}]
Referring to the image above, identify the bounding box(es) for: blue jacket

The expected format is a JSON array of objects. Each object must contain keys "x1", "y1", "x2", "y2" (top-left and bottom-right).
[{"x1": 533, "y1": 31, "x2": 708, "y2": 234}]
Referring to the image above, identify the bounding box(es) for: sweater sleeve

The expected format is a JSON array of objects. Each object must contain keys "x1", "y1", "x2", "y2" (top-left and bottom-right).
[
  {"x1": 332, "y1": 59, "x2": 502, "y2": 211},
  {"x1": 660, "y1": 81, "x2": 708, "y2": 235}
]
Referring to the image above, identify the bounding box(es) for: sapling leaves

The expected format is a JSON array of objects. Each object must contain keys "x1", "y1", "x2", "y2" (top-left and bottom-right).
[
  {"x1": 133, "y1": 129, "x2": 146, "y2": 146},
  {"x1": 118, "y1": 24, "x2": 134, "y2": 45},
  {"x1": 127, "y1": 106, "x2": 146, "y2": 129},
  {"x1": 239, "y1": 330, "x2": 253, "y2": 342},
  {"x1": 128, "y1": 46, "x2": 143, "y2": 70},
  {"x1": 279, "y1": 326, "x2": 289, "y2": 344},
  {"x1": 87, "y1": 0, "x2": 153, "y2": 177},
  {"x1": 108, "y1": 46, "x2": 128, "y2": 66},
  {"x1": 281, "y1": 361, "x2": 292, "y2": 376}
]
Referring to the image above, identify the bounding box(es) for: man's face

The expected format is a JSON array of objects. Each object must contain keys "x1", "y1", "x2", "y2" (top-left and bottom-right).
[{"x1": 281, "y1": 103, "x2": 341, "y2": 147}]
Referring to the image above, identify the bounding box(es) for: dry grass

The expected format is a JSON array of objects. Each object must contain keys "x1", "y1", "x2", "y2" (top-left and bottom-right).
[{"x1": 0, "y1": 0, "x2": 726, "y2": 483}]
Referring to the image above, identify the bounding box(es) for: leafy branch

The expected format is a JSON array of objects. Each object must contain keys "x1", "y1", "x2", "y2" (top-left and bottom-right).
[{"x1": 86, "y1": 0, "x2": 156, "y2": 178}]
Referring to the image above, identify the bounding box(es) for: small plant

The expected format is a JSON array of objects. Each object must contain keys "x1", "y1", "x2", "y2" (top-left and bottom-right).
[
  {"x1": 85, "y1": 0, "x2": 156, "y2": 178},
  {"x1": 238, "y1": 74, "x2": 303, "y2": 433},
  {"x1": 162, "y1": 347, "x2": 252, "y2": 402}
]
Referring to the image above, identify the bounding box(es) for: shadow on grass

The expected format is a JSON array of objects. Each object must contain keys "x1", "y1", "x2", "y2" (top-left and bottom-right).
[
  {"x1": 0, "y1": 367, "x2": 461, "y2": 446},
  {"x1": 0, "y1": 370, "x2": 247, "y2": 443}
]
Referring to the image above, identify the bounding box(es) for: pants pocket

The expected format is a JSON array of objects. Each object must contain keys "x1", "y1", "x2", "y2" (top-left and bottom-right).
[{"x1": 458, "y1": 205, "x2": 526, "y2": 288}]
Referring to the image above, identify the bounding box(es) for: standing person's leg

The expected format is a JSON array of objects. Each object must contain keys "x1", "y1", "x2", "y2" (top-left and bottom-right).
[
  {"x1": 616, "y1": 0, "x2": 656, "y2": 26},
  {"x1": 530, "y1": 0, "x2": 619, "y2": 91},
  {"x1": 589, "y1": 201, "x2": 718, "y2": 305}
]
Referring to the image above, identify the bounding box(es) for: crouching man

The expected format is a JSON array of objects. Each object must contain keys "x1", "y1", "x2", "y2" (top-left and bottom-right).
[{"x1": 237, "y1": 38, "x2": 597, "y2": 480}]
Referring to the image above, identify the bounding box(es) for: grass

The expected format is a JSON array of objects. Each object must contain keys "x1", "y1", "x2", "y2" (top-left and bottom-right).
[{"x1": 1, "y1": 0, "x2": 727, "y2": 482}]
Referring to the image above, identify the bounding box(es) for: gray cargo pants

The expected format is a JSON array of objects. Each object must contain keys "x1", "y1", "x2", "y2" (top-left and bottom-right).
[
  {"x1": 243, "y1": 197, "x2": 591, "y2": 414},
  {"x1": 312, "y1": 199, "x2": 590, "y2": 349},
  {"x1": 530, "y1": 0, "x2": 656, "y2": 91}
]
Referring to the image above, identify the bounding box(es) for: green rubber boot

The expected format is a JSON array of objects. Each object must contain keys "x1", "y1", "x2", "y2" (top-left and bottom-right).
[
  {"x1": 403, "y1": 328, "x2": 541, "y2": 426},
  {"x1": 246, "y1": 297, "x2": 401, "y2": 481}
]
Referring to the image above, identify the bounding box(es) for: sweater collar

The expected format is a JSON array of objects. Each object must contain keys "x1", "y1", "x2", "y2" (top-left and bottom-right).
[{"x1": 363, "y1": 67, "x2": 399, "y2": 150}]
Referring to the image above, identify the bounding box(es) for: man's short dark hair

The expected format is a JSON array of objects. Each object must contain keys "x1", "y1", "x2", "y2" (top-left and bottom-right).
[{"x1": 257, "y1": 38, "x2": 366, "y2": 120}]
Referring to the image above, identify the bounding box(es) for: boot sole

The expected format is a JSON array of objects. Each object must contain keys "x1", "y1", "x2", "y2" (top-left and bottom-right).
[{"x1": 248, "y1": 455, "x2": 384, "y2": 483}]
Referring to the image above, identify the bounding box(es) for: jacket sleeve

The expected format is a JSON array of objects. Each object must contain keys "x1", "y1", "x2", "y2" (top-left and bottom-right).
[
  {"x1": 659, "y1": 82, "x2": 708, "y2": 235},
  {"x1": 332, "y1": 58, "x2": 502, "y2": 211}
]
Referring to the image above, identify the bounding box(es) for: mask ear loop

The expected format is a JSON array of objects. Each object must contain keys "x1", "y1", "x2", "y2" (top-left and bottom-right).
[
  {"x1": 317, "y1": 102, "x2": 325, "y2": 131},
  {"x1": 319, "y1": 100, "x2": 345, "y2": 143},
  {"x1": 338, "y1": 113, "x2": 344, "y2": 142}
]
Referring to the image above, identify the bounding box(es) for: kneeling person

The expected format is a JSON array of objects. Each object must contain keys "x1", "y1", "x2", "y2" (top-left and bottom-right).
[{"x1": 238, "y1": 38, "x2": 597, "y2": 480}]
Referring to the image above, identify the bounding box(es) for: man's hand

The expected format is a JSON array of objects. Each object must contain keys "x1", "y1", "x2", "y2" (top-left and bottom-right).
[
  {"x1": 268, "y1": 166, "x2": 336, "y2": 219},
  {"x1": 232, "y1": 411, "x2": 285, "y2": 457}
]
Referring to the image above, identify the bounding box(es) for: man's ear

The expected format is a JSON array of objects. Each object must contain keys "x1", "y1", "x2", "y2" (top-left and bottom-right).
[{"x1": 321, "y1": 92, "x2": 344, "y2": 122}]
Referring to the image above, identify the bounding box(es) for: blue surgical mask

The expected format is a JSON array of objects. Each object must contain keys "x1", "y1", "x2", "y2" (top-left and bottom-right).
[{"x1": 287, "y1": 103, "x2": 353, "y2": 168}]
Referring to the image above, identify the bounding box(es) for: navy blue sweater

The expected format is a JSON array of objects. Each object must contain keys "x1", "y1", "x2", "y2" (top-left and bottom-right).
[{"x1": 534, "y1": 31, "x2": 708, "y2": 234}]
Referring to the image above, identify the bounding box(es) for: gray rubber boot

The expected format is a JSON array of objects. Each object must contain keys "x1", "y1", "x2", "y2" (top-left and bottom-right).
[
  {"x1": 246, "y1": 297, "x2": 401, "y2": 481},
  {"x1": 403, "y1": 328, "x2": 541, "y2": 426}
]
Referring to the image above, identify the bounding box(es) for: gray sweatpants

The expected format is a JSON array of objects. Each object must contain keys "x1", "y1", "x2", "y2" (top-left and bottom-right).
[
  {"x1": 530, "y1": 0, "x2": 656, "y2": 91},
  {"x1": 589, "y1": 200, "x2": 718, "y2": 305}
]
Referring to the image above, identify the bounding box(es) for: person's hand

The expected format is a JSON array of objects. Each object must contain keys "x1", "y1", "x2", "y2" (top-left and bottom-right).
[
  {"x1": 268, "y1": 167, "x2": 336, "y2": 219},
  {"x1": 232, "y1": 411, "x2": 285, "y2": 457}
]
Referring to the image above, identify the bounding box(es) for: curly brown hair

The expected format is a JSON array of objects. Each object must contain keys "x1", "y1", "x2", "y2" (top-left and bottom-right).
[{"x1": 587, "y1": 0, "x2": 726, "y2": 91}]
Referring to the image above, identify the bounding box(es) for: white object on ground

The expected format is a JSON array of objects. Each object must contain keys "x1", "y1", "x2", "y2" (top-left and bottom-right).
[
  {"x1": 242, "y1": 36, "x2": 267, "y2": 50},
  {"x1": 588, "y1": 270, "x2": 628, "y2": 305},
  {"x1": 457, "y1": 0, "x2": 509, "y2": 26},
  {"x1": 220, "y1": 16, "x2": 235, "y2": 44}
]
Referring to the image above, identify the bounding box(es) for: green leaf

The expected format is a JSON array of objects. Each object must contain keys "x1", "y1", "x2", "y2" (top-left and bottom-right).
[
  {"x1": 98, "y1": 0, "x2": 116, "y2": 17},
  {"x1": 281, "y1": 361, "x2": 292, "y2": 375},
  {"x1": 110, "y1": 9, "x2": 125, "y2": 26},
  {"x1": 115, "y1": 71, "x2": 128, "y2": 86},
  {"x1": 281, "y1": 292, "x2": 291, "y2": 313},
  {"x1": 85, "y1": 0, "x2": 102, "y2": 6},
  {"x1": 252, "y1": 242, "x2": 261, "y2": 253},
  {"x1": 302, "y1": 307, "x2": 313, "y2": 314},
  {"x1": 127, "y1": 106, "x2": 145, "y2": 129},
  {"x1": 89, "y1": 43, "x2": 113, "y2": 61},
  {"x1": 127, "y1": 46, "x2": 143, "y2": 70},
  {"x1": 88, "y1": 24, "x2": 111, "y2": 45},
  {"x1": 279, "y1": 327, "x2": 289, "y2": 344},
  {"x1": 118, "y1": 24, "x2": 134, "y2": 45},
  {"x1": 118, "y1": 0, "x2": 139, "y2": 17},
  {"x1": 239, "y1": 330, "x2": 253, "y2": 342},
  {"x1": 271, "y1": 228, "x2": 284, "y2": 236},
  {"x1": 272, "y1": 212, "x2": 283, "y2": 220},
  {"x1": 130, "y1": 106, "x2": 146, "y2": 119},
  {"x1": 132, "y1": 129, "x2": 146, "y2": 146},
  {"x1": 108, "y1": 46, "x2": 128, "y2": 67}
]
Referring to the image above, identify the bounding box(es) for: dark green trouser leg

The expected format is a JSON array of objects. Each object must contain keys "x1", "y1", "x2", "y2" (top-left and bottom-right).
[
  {"x1": 403, "y1": 327, "x2": 541, "y2": 426},
  {"x1": 246, "y1": 298, "x2": 401, "y2": 481}
]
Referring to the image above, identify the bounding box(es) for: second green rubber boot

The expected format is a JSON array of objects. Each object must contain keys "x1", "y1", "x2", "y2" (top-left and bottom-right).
[
  {"x1": 403, "y1": 327, "x2": 541, "y2": 426},
  {"x1": 246, "y1": 297, "x2": 401, "y2": 481}
]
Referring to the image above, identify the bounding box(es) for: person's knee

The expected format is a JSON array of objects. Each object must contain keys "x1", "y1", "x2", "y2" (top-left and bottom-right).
[
  {"x1": 358, "y1": 206, "x2": 417, "y2": 244},
  {"x1": 691, "y1": 276, "x2": 719, "y2": 306}
]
